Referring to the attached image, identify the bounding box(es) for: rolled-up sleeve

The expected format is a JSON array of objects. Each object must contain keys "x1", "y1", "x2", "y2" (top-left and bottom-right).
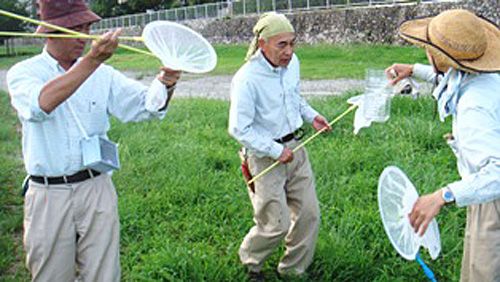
[
  {"x1": 107, "y1": 68, "x2": 168, "y2": 123},
  {"x1": 145, "y1": 79, "x2": 169, "y2": 113},
  {"x1": 228, "y1": 79, "x2": 283, "y2": 159},
  {"x1": 7, "y1": 65, "x2": 52, "y2": 122},
  {"x1": 412, "y1": 64, "x2": 436, "y2": 83}
]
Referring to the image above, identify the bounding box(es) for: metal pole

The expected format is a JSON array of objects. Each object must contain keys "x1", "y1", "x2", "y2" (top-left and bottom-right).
[
  {"x1": 272, "y1": 0, "x2": 276, "y2": 11},
  {"x1": 243, "y1": 0, "x2": 246, "y2": 15},
  {"x1": 288, "y1": 0, "x2": 292, "y2": 12},
  {"x1": 257, "y1": 0, "x2": 260, "y2": 14}
]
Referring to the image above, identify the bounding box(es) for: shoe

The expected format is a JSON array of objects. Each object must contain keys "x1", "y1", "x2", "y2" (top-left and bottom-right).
[
  {"x1": 248, "y1": 271, "x2": 265, "y2": 282},
  {"x1": 276, "y1": 270, "x2": 308, "y2": 281}
]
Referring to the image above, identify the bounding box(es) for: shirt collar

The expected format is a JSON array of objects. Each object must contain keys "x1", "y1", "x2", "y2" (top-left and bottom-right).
[
  {"x1": 254, "y1": 49, "x2": 287, "y2": 74},
  {"x1": 41, "y1": 47, "x2": 72, "y2": 73}
]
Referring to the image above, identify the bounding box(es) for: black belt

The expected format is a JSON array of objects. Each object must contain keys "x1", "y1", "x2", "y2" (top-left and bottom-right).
[
  {"x1": 274, "y1": 128, "x2": 305, "y2": 144},
  {"x1": 30, "y1": 169, "x2": 101, "y2": 185}
]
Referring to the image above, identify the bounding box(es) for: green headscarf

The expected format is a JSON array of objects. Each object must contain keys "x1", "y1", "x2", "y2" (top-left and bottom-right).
[{"x1": 245, "y1": 12, "x2": 295, "y2": 61}]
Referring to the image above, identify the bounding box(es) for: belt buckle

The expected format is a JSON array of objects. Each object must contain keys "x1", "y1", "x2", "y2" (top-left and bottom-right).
[{"x1": 293, "y1": 128, "x2": 305, "y2": 141}]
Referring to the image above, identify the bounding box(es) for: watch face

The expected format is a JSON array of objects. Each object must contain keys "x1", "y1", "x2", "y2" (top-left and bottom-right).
[{"x1": 444, "y1": 190, "x2": 454, "y2": 202}]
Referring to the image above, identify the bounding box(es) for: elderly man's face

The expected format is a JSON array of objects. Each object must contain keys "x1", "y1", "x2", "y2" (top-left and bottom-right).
[
  {"x1": 47, "y1": 23, "x2": 91, "y2": 64},
  {"x1": 259, "y1": 32, "x2": 296, "y2": 67}
]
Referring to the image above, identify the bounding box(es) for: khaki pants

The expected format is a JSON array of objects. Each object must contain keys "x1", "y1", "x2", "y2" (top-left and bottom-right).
[
  {"x1": 239, "y1": 140, "x2": 320, "y2": 275},
  {"x1": 23, "y1": 173, "x2": 120, "y2": 282},
  {"x1": 461, "y1": 199, "x2": 500, "y2": 282}
]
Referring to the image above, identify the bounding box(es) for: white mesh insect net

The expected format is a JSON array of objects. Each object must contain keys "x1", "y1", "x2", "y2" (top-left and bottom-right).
[
  {"x1": 142, "y1": 21, "x2": 217, "y2": 73},
  {"x1": 378, "y1": 166, "x2": 441, "y2": 261}
]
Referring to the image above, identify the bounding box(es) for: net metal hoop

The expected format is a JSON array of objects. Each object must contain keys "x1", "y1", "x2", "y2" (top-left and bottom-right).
[
  {"x1": 143, "y1": 21, "x2": 217, "y2": 74},
  {"x1": 378, "y1": 166, "x2": 441, "y2": 261}
]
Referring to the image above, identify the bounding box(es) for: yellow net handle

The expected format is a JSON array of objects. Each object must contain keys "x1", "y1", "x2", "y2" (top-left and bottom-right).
[
  {"x1": 0, "y1": 9, "x2": 154, "y2": 57},
  {"x1": 248, "y1": 104, "x2": 357, "y2": 185}
]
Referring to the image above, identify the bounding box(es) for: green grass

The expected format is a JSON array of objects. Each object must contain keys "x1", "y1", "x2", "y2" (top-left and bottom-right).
[
  {"x1": 108, "y1": 43, "x2": 429, "y2": 80},
  {"x1": 1, "y1": 89, "x2": 464, "y2": 281},
  {"x1": 0, "y1": 92, "x2": 29, "y2": 281},
  {"x1": 0, "y1": 45, "x2": 43, "y2": 69},
  {"x1": 1, "y1": 44, "x2": 427, "y2": 80}
]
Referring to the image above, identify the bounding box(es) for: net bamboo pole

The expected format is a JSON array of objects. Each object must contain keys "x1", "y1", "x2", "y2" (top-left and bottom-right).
[
  {"x1": 0, "y1": 31, "x2": 144, "y2": 42},
  {"x1": 247, "y1": 104, "x2": 358, "y2": 185},
  {"x1": 0, "y1": 9, "x2": 154, "y2": 57}
]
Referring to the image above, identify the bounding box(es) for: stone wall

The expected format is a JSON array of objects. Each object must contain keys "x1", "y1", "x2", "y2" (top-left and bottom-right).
[
  {"x1": 186, "y1": 0, "x2": 498, "y2": 44},
  {"x1": 9, "y1": 0, "x2": 498, "y2": 47}
]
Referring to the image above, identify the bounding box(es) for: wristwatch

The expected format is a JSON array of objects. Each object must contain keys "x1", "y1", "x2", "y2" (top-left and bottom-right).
[{"x1": 441, "y1": 186, "x2": 455, "y2": 204}]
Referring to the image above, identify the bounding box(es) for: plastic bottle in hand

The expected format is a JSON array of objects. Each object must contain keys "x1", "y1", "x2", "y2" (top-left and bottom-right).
[{"x1": 363, "y1": 69, "x2": 392, "y2": 122}]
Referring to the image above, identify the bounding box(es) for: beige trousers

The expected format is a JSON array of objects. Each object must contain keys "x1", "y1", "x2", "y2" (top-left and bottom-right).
[
  {"x1": 23, "y1": 173, "x2": 120, "y2": 282},
  {"x1": 460, "y1": 199, "x2": 500, "y2": 282},
  {"x1": 239, "y1": 140, "x2": 320, "y2": 275}
]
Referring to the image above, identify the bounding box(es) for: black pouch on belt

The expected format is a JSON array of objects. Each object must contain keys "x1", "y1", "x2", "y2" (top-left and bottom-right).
[
  {"x1": 238, "y1": 148, "x2": 255, "y2": 193},
  {"x1": 21, "y1": 175, "x2": 30, "y2": 197}
]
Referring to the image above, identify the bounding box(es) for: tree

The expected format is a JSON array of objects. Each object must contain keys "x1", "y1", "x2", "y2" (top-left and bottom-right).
[
  {"x1": 0, "y1": 0, "x2": 31, "y2": 44},
  {"x1": 0, "y1": 0, "x2": 31, "y2": 31}
]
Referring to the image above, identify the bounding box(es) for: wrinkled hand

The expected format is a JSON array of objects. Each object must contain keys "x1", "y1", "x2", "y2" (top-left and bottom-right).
[
  {"x1": 409, "y1": 190, "x2": 445, "y2": 236},
  {"x1": 87, "y1": 29, "x2": 121, "y2": 64},
  {"x1": 278, "y1": 147, "x2": 293, "y2": 164},
  {"x1": 157, "y1": 67, "x2": 181, "y2": 88},
  {"x1": 312, "y1": 115, "x2": 331, "y2": 132},
  {"x1": 385, "y1": 63, "x2": 413, "y2": 85}
]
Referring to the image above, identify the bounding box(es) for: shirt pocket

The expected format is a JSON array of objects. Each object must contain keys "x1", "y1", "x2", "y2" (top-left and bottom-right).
[{"x1": 79, "y1": 98, "x2": 108, "y2": 135}]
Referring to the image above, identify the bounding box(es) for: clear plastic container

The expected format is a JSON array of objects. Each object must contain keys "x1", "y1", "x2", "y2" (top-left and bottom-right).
[{"x1": 363, "y1": 69, "x2": 392, "y2": 122}]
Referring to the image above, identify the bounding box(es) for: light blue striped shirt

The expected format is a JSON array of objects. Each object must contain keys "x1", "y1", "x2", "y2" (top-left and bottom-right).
[
  {"x1": 414, "y1": 64, "x2": 500, "y2": 207},
  {"x1": 228, "y1": 50, "x2": 319, "y2": 159},
  {"x1": 7, "y1": 48, "x2": 168, "y2": 176}
]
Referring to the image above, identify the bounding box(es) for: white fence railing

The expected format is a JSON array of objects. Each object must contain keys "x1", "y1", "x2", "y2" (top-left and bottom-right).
[{"x1": 91, "y1": 0, "x2": 453, "y2": 30}]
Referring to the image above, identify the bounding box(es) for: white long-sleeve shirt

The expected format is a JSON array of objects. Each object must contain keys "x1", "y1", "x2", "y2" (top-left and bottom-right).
[
  {"x1": 413, "y1": 64, "x2": 500, "y2": 207},
  {"x1": 228, "y1": 50, "x2": 319, "y2": 159},
  {"x1": 7, "y1": 48, "x2": 169, "y2": 176}
]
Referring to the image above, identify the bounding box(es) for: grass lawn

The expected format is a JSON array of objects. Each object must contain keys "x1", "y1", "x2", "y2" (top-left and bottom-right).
[
  {"x1": 1, "y1": 43, "x2": 428, "y2": 80},
  {"x1": 106, "y1": 43, "x2": 429, "y2": 79},
  {"x1": 1, "y1": 88, "x2": 465, "y2": 281},
  {"x1": 0, "y1": 91, "x2": 29, "y2": 281},
  {"x1": 0, "y1": 45, "x2": 44, "y2": 70}
]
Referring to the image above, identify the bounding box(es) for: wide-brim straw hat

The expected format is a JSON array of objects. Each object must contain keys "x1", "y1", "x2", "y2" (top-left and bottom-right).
[
  {"x1": 399, "y1": 9, "x2": 499, "y2": 73},
  {"x1": 36, "y1": 0, "x2": 101, "y2": 34}
]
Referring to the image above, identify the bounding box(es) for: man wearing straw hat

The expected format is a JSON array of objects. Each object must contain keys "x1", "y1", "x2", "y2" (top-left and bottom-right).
[
  {"x1": 386, "y1": 9, "x2": 500, "y2": 281},
  {"x1": 6, "y1": 0, "x2": 180, "y2": 281},
  {"x1": 228, "y1": 12, "x2": 331, "y2": 280}
]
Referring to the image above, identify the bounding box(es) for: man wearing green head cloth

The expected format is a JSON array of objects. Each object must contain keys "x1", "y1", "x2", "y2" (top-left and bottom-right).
[{"x1": 228, "y1": 12, "x2": 331, "y2": 280}]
